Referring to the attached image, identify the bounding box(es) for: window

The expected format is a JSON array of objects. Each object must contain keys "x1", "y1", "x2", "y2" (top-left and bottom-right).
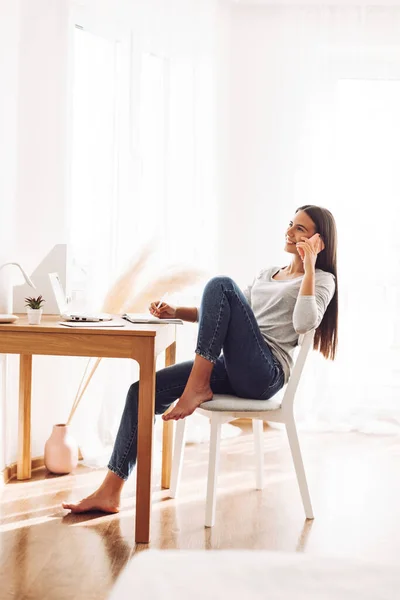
[{"x1": 69, "y1": 25, "x2": 125, "y2": 310}]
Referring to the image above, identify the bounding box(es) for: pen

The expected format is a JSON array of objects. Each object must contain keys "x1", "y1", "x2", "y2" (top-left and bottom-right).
[{"x1": 156, "y1": 293, "x2": 168, "y2": 310}]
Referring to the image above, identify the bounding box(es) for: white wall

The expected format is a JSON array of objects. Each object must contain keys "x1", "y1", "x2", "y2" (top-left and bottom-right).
[
  {"x1": 215, "y1": 0, "x2": 233, "y2": 275},
  {"x1": 218, "y1": 4, "x2": 400, "y2": 288},
  {"x1": 1, "y1": 0, "x2": 222, "y2": 470},
  {"x1": 0, "y1": 0, "x2": 19, "y2": 262},
  {"x1": 16, "y1": 0, "x2": 70, "y2": 265},
  {"x1": 223, "y1": 3, "x2": 400, "y2": 433},
  {"x1": 0, "y1": 0, "x2": 20, "y2": 473},
  {"x1": 218, "y1": 4, "x2": 298, "y2": 285}
]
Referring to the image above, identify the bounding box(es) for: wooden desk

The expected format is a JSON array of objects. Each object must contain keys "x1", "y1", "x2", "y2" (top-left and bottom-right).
[{"x1": 0, "y1": 315, "x2": 177, "y2": 543}]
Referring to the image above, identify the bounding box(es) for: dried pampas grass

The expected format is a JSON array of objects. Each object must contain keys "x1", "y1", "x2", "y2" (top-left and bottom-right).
[
  {"x1": 66, "y1": 248, "x2": 204, "y2": 425},
  {"x1": 122, "y1": 268, "x2": 204, "y2": 313},
  {"x1": 101, "y1": 243, "x2": 154, "y2": 314},
  {"x1": 67, "y1": 358, "x2": 101, "y2": 426}
]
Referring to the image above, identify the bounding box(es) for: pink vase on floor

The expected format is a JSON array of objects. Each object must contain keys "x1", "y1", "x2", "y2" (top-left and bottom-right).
[{"x1": 44, "y1": 424, "x2": 79, "y2": 474}]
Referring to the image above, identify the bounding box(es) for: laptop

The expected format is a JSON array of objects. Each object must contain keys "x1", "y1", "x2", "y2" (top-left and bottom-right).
[{"x1": 48, "y1": 272, "x2": 113, "y2": 322}]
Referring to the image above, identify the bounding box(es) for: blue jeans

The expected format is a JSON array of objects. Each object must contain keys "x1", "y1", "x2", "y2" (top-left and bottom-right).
[{"x1": 108, "y1": 276, "x2": 285, "y2": 480}]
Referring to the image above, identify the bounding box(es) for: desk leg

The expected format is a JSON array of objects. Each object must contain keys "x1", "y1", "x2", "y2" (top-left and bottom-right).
[
  {"x1": 161, "y1": 342, "x2": 176, "y2": 489},
  {"x1": 135, "y1": 342, "x2": 156, "y2": 544},
  {"x1": 17, "y1": 355, "x2": 32, "y2": 480}
]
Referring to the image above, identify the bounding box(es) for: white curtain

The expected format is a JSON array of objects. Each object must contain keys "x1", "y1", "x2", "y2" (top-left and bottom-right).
[
  {"x1": 68, "y1": 24, "x2": 228, "y2": 465},
  {"x1": 229, "y1": 5, "x2": 400, "y2": 434},
  {"x1": 297, "y1": 75, "x2": 400, "y2": 434}
]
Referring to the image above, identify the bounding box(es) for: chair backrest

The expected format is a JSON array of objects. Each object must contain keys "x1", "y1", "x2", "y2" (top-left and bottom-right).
[{"x1": 280, "y1": 329, "x2": 315, "y2": 413}]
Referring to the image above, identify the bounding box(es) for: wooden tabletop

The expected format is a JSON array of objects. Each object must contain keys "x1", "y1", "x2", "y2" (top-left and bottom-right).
[{"x1": 0, "y1": 314, "x2": 162, "y2": 336}]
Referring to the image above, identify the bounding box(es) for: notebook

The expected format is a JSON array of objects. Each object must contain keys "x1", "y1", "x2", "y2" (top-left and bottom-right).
[{"x1": 122, "y1": 313, "x2": 183, "y2": 325}]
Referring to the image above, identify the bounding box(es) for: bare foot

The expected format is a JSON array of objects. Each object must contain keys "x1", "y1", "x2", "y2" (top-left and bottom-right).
[
  {"x1": 62, "y1": 489, "x2": 120, "y2": 514},
  {"x1": 163, "y1": 385, "x2": 213, "y2": 421}
]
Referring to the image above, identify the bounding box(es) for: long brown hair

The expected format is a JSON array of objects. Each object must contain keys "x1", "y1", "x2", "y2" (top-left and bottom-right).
[{"x1": 296, "y1": 205, "x2": 338, "y2": 360}]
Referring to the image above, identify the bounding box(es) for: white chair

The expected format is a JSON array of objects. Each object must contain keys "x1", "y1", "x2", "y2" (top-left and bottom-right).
[{"x1": 169, "y1": 329, "x2": 315, "y2": 527}]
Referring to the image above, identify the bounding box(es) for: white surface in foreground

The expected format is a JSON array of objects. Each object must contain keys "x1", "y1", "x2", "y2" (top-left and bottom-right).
[{"x1": 109, "y1": 550, "x2": 400, "y2": 600}]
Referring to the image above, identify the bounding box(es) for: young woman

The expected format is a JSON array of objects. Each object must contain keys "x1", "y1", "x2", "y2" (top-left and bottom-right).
[{"x1": 63, "y1": 204, "x2": 338, "y2": 513}]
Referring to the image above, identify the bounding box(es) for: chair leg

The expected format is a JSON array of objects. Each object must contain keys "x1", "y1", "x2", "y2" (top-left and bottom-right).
[
  {"x1": 169, "y1": 419, "x2": 187, "y2": 498},
  {"x1": 252, "y1": 419, "x2": 264, "y2": 490},
  {"x1": 205, "y1": 416, "x2": 222, "y2": 528},
  {"x1": 285, "y1": 419, "x2": 314, "y2": 519}
]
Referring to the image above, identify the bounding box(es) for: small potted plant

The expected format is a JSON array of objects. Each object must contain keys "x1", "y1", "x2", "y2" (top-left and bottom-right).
[{"x1": 25, "y1": 295, "x2": 45, "y2": 325}]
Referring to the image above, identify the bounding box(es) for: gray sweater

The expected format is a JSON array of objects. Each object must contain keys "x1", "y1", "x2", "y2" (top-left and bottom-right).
[{"x1": 243, "y1": 267, "x2": 336, "y2": 384}]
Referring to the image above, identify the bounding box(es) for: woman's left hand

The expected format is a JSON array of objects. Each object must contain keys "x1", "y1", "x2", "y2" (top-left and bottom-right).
[{"x1": 296, "y1": 235, "x2": 324, "y2": 271}]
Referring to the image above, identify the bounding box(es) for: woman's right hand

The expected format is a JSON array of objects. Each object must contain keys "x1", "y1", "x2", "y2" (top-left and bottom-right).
[{"x1": 149, "y1": 301, "x2": 177, "y2": 319}]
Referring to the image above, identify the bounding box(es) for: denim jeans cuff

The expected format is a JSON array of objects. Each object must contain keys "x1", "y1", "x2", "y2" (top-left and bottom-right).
[
  {"x1": 195, "y1": 348, "x2": 218, "y2": 364},
  {"x1": 107, "y1": 463, "x2": 128, "y2": 481}
]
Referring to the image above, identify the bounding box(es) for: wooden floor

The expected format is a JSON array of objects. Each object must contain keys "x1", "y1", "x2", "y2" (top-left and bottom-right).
[{"x1": 1, "y1": 423, "x2": 400, "y2": 600}]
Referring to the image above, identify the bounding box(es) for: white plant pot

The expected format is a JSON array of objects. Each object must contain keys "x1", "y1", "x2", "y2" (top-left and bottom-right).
[{"x1": 27, "y1": 308, "x2": 42, "y2": 325}]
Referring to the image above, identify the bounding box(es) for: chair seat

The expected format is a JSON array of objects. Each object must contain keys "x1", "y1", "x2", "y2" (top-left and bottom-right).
[{"x1": 199, "y1": 393, "x2": 282, "y2": 412}]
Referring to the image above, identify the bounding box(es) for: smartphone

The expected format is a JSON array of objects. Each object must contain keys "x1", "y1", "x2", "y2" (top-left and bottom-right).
[
  {"x1": 297, "y1": 233, "x2": 325, "y2": 259},
  {"x1": 309, "y1": 233, "x2": 325, "y2": 251}
]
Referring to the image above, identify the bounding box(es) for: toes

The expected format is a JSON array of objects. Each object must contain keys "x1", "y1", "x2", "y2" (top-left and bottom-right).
[
  {"x1": 63, "y1": 504, "x2": 78, "y2": 512},
  {"x1": 165, "y1": 409, "x2": 178, "y2": 421},
  {"x1": 163, "y1": 404, "x2": 194, "y2": 421},
  {"x1": 165, "y1": 409, "x2": 179, "y2": 421},
  {"x1": 173, "y1": 410, "x2": 185, "y2": 421},
  {"x1": 62, "y1": 501, "x2": 88, "y2": 513}
]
